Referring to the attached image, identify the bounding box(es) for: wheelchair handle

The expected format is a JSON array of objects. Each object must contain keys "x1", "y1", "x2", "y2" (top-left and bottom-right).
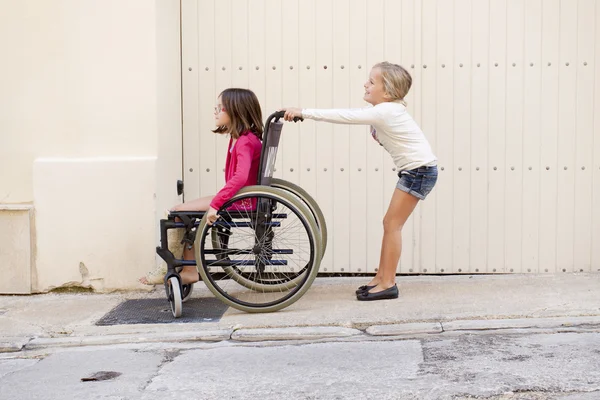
[
  {"x1": 270, "y1": 110, "x2": 303, "y2": 123},
  {"x1": 258, "y1": 111, "x2": 303, "y2": 181}
]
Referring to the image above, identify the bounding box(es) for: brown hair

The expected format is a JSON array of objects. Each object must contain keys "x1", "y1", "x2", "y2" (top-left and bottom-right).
[
  {"x1": 213, "y1": 88, "x2": 263, "y2": 140},
  {"x1": 373, "y1": 62, "x2": 412, "y2": 106}
]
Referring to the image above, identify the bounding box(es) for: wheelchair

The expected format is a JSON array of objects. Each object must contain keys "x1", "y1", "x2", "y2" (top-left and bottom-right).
[{"x1": 156, "y1": 111, "x2": 328, "y2": 316}]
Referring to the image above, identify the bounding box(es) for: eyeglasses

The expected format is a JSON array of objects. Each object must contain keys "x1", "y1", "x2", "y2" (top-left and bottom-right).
[{"x1": 214, "y1": 105, "x2": 226, "y2": 114}]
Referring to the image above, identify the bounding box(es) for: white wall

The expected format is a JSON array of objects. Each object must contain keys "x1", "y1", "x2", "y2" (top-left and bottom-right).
[
  {"x1": 182, "y1": 0, "x2": 600, "y2": 275},
  {"x1": 1, "y1": 0, "x2": 182, "y2": 292}
]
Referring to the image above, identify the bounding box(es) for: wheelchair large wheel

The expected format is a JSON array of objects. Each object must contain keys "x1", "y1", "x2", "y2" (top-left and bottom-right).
[
  {"x1": 196, "y1": 186, "x2": 321, "y2": 313},
  {"x1": 211, "y1": 186, "x2": 324, "y2": 292},
  {"x1": 212, "y1": 178, "x2": 327, "y2": 291},
  {"x1": 209, "y1": 187, "x2": 322, "y2": 293},
  {"x1": 271, "y1": 178, "x2": 328, "y2": 257}
]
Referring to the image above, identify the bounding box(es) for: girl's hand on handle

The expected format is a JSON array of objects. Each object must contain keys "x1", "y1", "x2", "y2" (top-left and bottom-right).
[
  {"x1": 282, "y1": 107, "x2": 303, "y2": 122},
  {"x1": 206, "y1": 207, "x2": 220, "y2": 225}
]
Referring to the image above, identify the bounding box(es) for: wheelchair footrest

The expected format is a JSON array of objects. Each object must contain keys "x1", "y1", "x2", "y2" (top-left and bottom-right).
[{"x1": 156, "y1": 247, "x2": 197, "y2": 267}]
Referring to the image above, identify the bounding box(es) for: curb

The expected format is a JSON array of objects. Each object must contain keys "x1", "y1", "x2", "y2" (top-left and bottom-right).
[
  {"x1": 0, "y1": 338, "x2": 30, "y2": 353},
  {"x1": 441, "y1": 316, "x2": 600, "y2": 333},
  {"x1": 364, "y1": 316, "x2": 600, "y2": 338},
  {"x1": 24, "y1": 330, "x2": 232, "y2": 350},
  {"x1": 231, "y1": 326, "x2": 362, "y2": 342},
  {"x1": 2, "y1": 316, "x2": 599, "y2": 353},
  {"x1": 366, "y1": 322, "x2": 443, "y2": 336}
]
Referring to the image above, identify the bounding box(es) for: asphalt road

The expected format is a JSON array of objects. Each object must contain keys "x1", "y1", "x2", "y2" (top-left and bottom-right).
[{"x1": 1, "y1": 331, "x2": 599, "y2": 400}]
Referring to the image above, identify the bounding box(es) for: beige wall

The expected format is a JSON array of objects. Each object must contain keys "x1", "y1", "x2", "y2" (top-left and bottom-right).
[
  {"x1": 1, "y1": 0, "x2": 162, "y2": 202},
  {"x1": 1, "y1": 0, "x2": 182, "y2": 292},
  {"x1": 0, "y1": 205, "x2": 34, "y2": 294}
]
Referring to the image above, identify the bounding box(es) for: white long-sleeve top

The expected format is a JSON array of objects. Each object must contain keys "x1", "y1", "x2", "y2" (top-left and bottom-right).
[{"x1": 302, "y1": 100, "x2": 437, "y2": 171}]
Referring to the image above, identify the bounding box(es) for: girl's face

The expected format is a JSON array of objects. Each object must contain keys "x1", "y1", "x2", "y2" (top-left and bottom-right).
[
  {"x1": 363, "y1": 68, "x2": 389, "y2": 105},
  {"x1": 214, "y1": 96, "x2": 231, "y2": 128}
]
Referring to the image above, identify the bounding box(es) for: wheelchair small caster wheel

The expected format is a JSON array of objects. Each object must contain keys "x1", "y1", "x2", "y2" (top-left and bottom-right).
[
  {"x1": 167, "y1": 276, "x2": 183, "y2": 318},
  {"x1": 182, "y1": 283, "x2": 194, "y2": 303}
]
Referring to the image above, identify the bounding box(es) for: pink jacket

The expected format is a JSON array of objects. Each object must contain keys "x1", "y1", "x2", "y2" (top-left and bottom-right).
[{"x1": 210, "y1": 131, "x2": 262, "y2": 210}]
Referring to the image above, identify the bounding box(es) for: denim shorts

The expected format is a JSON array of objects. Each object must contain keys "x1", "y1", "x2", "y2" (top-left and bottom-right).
[{"x1": 396, "y1": 165, "x2": 438, "y2": 200}]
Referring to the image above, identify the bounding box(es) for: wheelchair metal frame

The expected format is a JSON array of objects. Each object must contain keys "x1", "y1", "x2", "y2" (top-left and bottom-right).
[{"x1": 155, "y1": 111, "x2": 327, "y2": 317}]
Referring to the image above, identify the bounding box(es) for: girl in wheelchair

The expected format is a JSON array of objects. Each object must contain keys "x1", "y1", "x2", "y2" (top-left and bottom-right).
[
  {"x1": 142, "y1": 88, "x2": 263, "y2": 285},
  {"x1": 282, "y1": 62, "x2": 438, "y2": 301}
]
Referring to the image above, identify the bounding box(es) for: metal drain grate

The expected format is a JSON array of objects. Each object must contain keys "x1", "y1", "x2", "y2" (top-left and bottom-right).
[{"x1": 95, "y1": 298, "x2": 229, "y2": 325}]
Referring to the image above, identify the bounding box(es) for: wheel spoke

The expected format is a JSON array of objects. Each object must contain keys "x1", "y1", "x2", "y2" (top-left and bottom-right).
[{"x1": 198, "y1": 189, "x2": 320, "y2": 312}]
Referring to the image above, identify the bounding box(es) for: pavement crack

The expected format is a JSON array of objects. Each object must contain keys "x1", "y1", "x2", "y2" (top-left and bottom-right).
[
  {"x1": 0, "y1": 358, "x2": 41, "y2": 380},
  {"x1": 139, "y1": 349, "x2": 181, "y2": 392},
  {"x1": 160, "y1": 349, "x2": 181, "y2": 366},
  {"x1": 230, "y1": 325, "x2": 243, "y2": 339}
]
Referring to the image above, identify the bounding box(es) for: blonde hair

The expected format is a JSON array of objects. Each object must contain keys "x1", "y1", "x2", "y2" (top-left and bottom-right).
[{"x1": 373, "y1": 62, "x2": 412, "y2": 106}]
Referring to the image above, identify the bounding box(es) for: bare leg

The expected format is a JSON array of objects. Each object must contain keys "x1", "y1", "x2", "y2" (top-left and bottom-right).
[
  {"x1": 172, "y1": 196, "x2": 214, "y2": 285},
  {"x1": 140, "y1": 196, "x2": 214, "y2": 285},
  {"x1": 367, "y1": 189, "x2": 419, "y2": 293},
  {"x1": 171, "y1": 195, "x2": 214, "y2": 212}
]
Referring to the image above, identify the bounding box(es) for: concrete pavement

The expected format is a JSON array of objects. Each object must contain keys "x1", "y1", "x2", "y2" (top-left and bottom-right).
[{"x1": 1, "y1": 274, "x2": 599, "y2": 352}]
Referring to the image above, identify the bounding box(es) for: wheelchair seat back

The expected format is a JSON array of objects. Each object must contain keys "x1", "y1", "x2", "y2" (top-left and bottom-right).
[{"x1": 258, "y1": 119, "x2": 283, "y2": 187}]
